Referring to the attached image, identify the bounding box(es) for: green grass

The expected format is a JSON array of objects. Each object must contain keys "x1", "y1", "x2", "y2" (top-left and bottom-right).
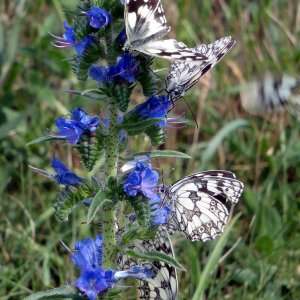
[{"x1": 1, "y1": 0, "x2": 300, "y2": 299}]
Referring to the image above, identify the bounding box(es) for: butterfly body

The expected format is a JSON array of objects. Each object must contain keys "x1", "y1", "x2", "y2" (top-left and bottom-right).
[{"x1": 162, "y1": 170, "x2": 243, "y2": 242}]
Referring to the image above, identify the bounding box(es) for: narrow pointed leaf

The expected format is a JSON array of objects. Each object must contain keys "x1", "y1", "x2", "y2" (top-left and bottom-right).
[
  {"x1": 192, "y1": 213, "x2": 241, "y2": 300},
  {"x1": 64, "y1": 89, "x2": 108, "y2": 102},
  {"x1": 27, "y1": 135, "x2": 67, "y2": 146},
  {"x1": 124, "y1": 150, "x2": 191, "y2": 160},
  {"x1": 123, "y1": 249, "x2": 186, "y2": 271},
  {"x1": 87, "y1": 190, "x2": 111, "y2": 224},
  {"x1": 81, "y1": 88, "x2": 106, "y2": 96},
  {"x1": 24, "y1": 285, "x2": 80, "y2": 300},
  {"x1": 200, "y1": 119, "x2": 249, "y2": 169}
]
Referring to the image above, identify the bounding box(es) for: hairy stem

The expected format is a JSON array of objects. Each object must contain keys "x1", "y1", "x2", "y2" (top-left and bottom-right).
[{"x1": 102, "y1": 96, "x2": 118, "y2": 269}]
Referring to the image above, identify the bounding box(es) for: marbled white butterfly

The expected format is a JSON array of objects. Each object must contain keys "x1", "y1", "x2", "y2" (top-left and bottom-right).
[
  {"x1": 117, "y1": 228, "x2": 178, "y2": 300},
  {"x1": 167, "y1": 36, "x2": 236, "y2": 101},
  {"x1": 124, "y1": 0, "x2": 208, "y2": 61},
  {"x1": 160, "y1": 170, "x2": 244, "y2": 242},
  {"x1": 241, "y1": 73, "x2": 300, "y2": 116}
]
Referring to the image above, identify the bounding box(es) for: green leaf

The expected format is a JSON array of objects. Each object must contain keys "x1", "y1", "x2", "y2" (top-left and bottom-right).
[
  {"x1": 27, "y1": 135, "x2": 67, "y2": 146},
  {"x1": 87, "y1": 190, "x2": 111, "y2": 224},
  {"x1": 125, "y1": 150, "x2": 191, "y2": 160},
  {"x1": 120, "y1": 118, "x2": 164, "y2": 134},
  {"x1": 64, "y1": 89, "x2": 108, "y2": 102},
  {"x1": 200, "y1": 119, "x2": 249, "y2": 169},
  {"x1": 119, "y1": 226, "x2": 157, "y2": 245},
  {"x1": 55, "y1": 181, "x2": 100, "y2": 222},
  {"x1": 123, "y1": 249, "x2": 186, "y2": 271},
  {"x1": 113, "y1": 83, "x2": 133, "y2": 112},
  {"x1": 76, "y1": 134, "x2": 106, "y2": 171},
  {"x1": 81, "y1": 88, "x2": 106, "y2": 96},
  {"x1": 144, "y1": 124, "x2": 165, "y2": 146},
  {"x1": 192, "y1": 213, "x2": 241, "y2": 300},
  {"x1": 24, "y1": 285, "x2": 80, "y2": 300}
]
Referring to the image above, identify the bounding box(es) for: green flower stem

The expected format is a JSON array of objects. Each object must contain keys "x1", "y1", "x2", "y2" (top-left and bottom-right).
[{"x1": 102, "y1": 96, "x2": 119, "y2": 269}]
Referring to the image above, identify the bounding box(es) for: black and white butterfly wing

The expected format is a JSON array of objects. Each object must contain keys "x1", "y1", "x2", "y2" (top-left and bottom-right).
[
  {"x1": 118, "y1": 228, "x2": 178, "y2": 300},
  {"x1": 135, "y1": 39, "x2": 209, "y2": 61},
  {"x1": 124, "y1": 0, "x2": 170, "y2": 49},
  {"x1": 241, "y1": 73, "x2": 300, "y2": 116},
  {"x1": 167, "y1": 36, "x2": 235, "y2": 100},
  {"x1": 166, "y1": 170, "x2": 243, "y2": 242},
  {"x1": 174, "y1": 170, "x2": 244, "y2": 204},
  {"x1": 124, "y1": 0, "x2": 208, "y2": 60},
  {"x1": 168, "y1": 191, "x2": 229, "y2": 241}
]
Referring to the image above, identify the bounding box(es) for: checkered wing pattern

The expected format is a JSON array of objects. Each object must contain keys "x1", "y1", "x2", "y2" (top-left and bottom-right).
[
  {"x1": 167, "y1": 36, "x2": 235, "y2": 100},
  {"x1": 166, "y1": 170, "x2": 243, "y2": 242},
  {"x1": 118, "y1": 228, "x2": 178, "y2": 299},
  {"x1": 124, "y1": 0, "x2": 208, "y2": 60}
]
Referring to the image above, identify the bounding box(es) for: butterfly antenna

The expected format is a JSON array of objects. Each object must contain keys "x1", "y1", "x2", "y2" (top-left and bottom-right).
[
  {"x1": 149, "y1": 67, "x2": 166, "y2": 85},
  {"x1": 148, "y1": 67, "x2": 170, "y2": 97},
  {"x1": 182, "y1": 95, "x2": 199, "y2": 128},
  {"x1": 161, "y1": 169, "x2": 165, "y2": 186}
]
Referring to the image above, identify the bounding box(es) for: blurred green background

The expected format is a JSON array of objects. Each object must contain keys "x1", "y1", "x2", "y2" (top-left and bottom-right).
[{"x1": 1, "y1": 0, "x2": 300, "y2": 299}]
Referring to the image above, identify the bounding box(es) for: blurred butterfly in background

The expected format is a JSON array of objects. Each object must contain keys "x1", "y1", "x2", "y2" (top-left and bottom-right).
[
  {"x1": 160, "y1": 170, "x2": 244, "y2": 242},
  {"x1": 241, "y1": 73, "x2": 300, "y2": 116},
  {"x1": 167, "y1": 36, "x2": 236, "y2": 100},
  {"x1": 117, "y1": 227, "x2": 178, "y2": 300},
  {"x1": 123, "y1": 0, "x2": 208, "y2": 60}
]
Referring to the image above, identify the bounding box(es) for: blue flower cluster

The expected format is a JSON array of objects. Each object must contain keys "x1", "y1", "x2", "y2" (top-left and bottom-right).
[
  {"x1": 122, "y1": 160, "x2": 171, "y2": 226},
  {"x1": 89, "y1": 53, "x2": 140, "y2": 84},
  {"x1": 71, "y1": 235, "x2": 153, "y2": 300},
  {"x1": 52, "y1": 6, "x2": 111, "y2": 55},
  {"x1": 55, "y1": 108, "x2": 100, "y2": 144}
]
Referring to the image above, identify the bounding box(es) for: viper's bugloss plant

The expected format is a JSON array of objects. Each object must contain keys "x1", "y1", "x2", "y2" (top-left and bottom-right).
[{"x1": 27, "y1": 0, "x2": 243, "y2": 299}]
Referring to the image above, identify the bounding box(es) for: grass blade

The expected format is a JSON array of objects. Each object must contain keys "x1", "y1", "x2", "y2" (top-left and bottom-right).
[
  {"x1": 200, "y1": 120, "x2": 249, "y2": 169},
  {"x1": 192, "y1": 213, "x2": 241, "y2": 300}
]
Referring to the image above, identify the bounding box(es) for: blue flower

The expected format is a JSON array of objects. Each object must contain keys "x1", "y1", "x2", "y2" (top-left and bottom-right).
[
  {"x1": 123, "y1": 161, "x2": 159, "y2": 198},
  {"x1": 88, "y1": 54, "x2": 139, "y2": 84},
  {"x1": 75, "y1": 267, "x2": 115, "y2": 300},
  {"x1": 71, "y1": 108, "x2": 100, "y2": 132},
  {"x1": 51, "y1": 158, "x2": 83, "y2": 186},
  {"x1": 63, "y1": 21, "x2": 76, "y2": 44},
  {"x1": 134, "y1": 95, "x2": 172, "y2": 127},
  {"x1": 55, "y1": 118, "x2": 83, "y2": 144},
  {"x1": 86, "y1": 7, "x2": 111, "y2": 29},
  {"x1": 71, "y1": 235, "x2": 153, "y2": 300},
  {"x1": 51, "y1": 21, "x2": 94, "y2": 55},
  {"x1": 55, "y1": 108, "x2": 100, "y2": 144},
  {"x1": 120, "y1": 0, "x2": 125, "y2": 4},
  {"x1": 114, "y1": 54, "x2": 139, "y2": 83},
  {"x1": 115, "y1": 28, "x2": 127, "y2": 45},
  {"x1": 149, "y1": 194, "x2": 171, "y2": 226},
  {"x1": 73, "y1": 36, "x2": 94, "y2": 55},
  {"x1": 89, "y1": 66, "x2": 111, "y2": 83},
  {"x1": 71, "y1": 236, "x2": 103, "y2": 270}
]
